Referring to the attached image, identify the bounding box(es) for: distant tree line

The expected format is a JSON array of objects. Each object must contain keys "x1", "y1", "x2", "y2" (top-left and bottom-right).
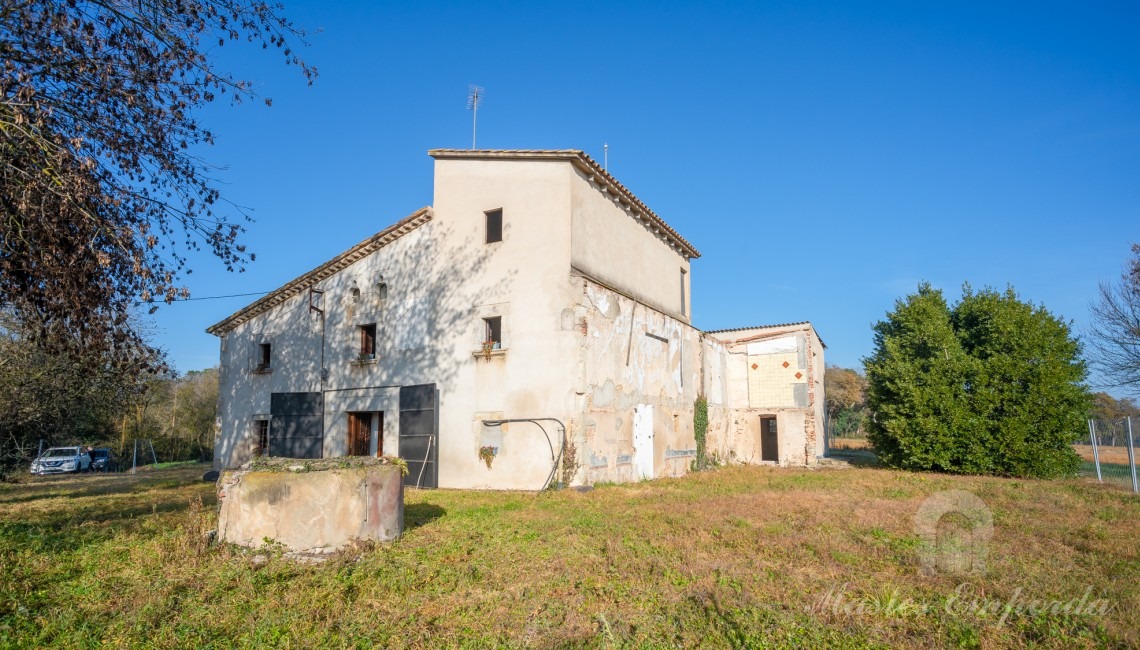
[
  {"x1": 0, "y1": 312, "x2": 217, "y2": 479},
  {"x1": 825, "y1": 365, "x2": 868, "y2": 438}
]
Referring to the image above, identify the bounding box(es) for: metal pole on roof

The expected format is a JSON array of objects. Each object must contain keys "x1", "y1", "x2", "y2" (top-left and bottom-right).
[
  {"x1": 604, "y1": 142, "x2": 609, "y2": 171},
  {"x1": 466, "y1": 85, "x2": 484, "y2": 149}
]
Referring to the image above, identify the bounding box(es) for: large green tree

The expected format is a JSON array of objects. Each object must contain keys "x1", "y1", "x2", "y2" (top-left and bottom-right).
[{"x1": 864, "y1": 283, "x2": 1090, "y2": 478}]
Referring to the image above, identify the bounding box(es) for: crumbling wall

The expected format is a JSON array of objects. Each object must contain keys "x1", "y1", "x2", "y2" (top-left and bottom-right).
[
  {"x1": 564, "y1": 276, "x2": 702, "y2": 484},
  {"x1": 701, "y1": 327, "x2": 823, "y2": 467}
]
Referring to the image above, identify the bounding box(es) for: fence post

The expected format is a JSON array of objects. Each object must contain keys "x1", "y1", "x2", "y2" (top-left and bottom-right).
[
  {"x1": 1088, "y1": 419, "x2": 1102, "y2": 483},
  {"x1": 1126, "y1": 416, "x2": 1138, "y2": 494}
]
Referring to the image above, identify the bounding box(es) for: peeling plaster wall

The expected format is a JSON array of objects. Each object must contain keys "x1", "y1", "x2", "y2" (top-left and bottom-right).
[{"x1": 561, "y1": 276, "x2": 702, "y2": 484}]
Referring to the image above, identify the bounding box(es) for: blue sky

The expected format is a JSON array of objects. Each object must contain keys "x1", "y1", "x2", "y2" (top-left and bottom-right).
[{"x1": 154, "y1": 1, "x2": 1139, "y2": 392}]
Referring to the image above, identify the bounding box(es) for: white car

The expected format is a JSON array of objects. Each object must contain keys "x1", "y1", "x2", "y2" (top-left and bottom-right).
[{"x1": 30, "y1": 447, "x2": 92, "y2": 475}]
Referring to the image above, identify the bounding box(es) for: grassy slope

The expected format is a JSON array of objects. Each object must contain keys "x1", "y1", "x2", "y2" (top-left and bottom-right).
[{"x1": 0, "y1": 465, "x2": 1136, "y2": 648}]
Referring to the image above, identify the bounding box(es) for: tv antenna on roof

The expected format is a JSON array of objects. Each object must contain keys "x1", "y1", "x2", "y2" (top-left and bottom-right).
[{"x1": 466, "y1": 84, "x2": 484, "y2": 149}]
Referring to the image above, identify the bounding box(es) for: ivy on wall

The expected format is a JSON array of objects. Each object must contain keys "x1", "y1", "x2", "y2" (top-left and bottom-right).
[{"x1": 693, "y1": 397, "x2": 709, "y2": 471}]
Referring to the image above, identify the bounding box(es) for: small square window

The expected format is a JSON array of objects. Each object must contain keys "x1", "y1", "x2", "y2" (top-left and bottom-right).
[
  {"x1": 360, "y1": 323, "x2": 377, "y2": 359},
  {"x1": 485, "y1": 208, "x2": 503, "y2": 243},
  {"x1": 483, "y1": 316, "x2": 502, "y2": 349},
  {"x1": 257, "y1": 343, "x2": 271, "y2": 371}
]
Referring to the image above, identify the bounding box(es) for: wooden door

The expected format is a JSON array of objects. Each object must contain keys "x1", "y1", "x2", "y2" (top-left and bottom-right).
[{"x1": 347, "y1": 412, "x2": 371, "y2": 457}]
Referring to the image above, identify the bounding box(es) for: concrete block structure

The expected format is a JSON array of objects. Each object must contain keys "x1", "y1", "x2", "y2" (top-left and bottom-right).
[{"x1": 207, "y1": 150, "x2": 825, "y2": 490}]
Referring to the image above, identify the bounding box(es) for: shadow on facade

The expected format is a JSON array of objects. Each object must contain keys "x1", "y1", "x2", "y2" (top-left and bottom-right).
[{"x1": 214, "y1": 218, "x2": 517, "y2": 469}]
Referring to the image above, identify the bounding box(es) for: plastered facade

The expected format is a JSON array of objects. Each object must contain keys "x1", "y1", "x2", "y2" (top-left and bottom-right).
[{"x1": 210, "y1": 150, "x2": 823, "y2": 490}]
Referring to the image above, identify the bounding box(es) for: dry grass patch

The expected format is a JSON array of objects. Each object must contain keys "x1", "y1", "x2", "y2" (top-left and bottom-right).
[
  {"x1": 1073, "y1": 444, "x2": 1133, "y2": 466},
  {"x1": 1, "y1": 464, "x2": 1136, "y2": 648}
]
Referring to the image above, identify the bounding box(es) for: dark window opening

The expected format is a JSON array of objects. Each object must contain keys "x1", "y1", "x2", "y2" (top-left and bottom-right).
[
  {"x1": 255, "y1": 420, "x2": 269, "y2": 456},
  {"x1": 483, "y1": 316, "x2": 502, "y2": 349},
  {"x1": 485, "y1": 208, "x2": 503, "y2": 243},
  {"x1": 360, "y1": 323, "x2": 377, "y2": 359},
  {"x1": 760, "y1": 416, "x2": 779, "y2": 462},
  {"x1": 257, "y1": 343, "x2": 271, "y2": 371}
]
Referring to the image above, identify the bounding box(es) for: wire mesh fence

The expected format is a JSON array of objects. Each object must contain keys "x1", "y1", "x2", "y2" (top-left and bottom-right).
[
  {"x1": 823, "y1": 410, "x2": 876, "y2": 463},
  {"x1": 1080, "y1": 417, "x2": 1139, "y2": 493}
]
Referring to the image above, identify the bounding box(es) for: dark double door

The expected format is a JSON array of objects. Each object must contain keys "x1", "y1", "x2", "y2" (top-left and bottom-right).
[{"x1": 399, "y1": 384, "x2": 438, "y2": 488}]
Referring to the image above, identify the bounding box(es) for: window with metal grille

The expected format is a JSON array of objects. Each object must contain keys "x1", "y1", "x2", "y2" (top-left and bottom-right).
[{"x1": 255, "y1": 420, "x2": 269, "y2": 456}]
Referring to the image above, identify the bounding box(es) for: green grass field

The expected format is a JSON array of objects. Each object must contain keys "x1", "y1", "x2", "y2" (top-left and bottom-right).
[{"x1": 1, "y1": 464, "x2": 1136, "y2": 648}]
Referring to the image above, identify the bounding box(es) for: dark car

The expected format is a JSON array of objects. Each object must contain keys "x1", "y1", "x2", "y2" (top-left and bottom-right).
[{"x1": 89, "y1": 448, "x2": 119, "y2": 472}]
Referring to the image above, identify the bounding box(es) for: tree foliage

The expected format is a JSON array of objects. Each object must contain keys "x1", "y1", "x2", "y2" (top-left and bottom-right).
[
  {"x1": 117, "y1": 368, "x2": 218, "y2": 465},
  {"x1": 0, "y1": 310, "x2": 156, "y2": 477},
  {"x1": 864, "y1": 283, "x2": 1090, "y2": 478},
  {"x1": 824, "y1": 365, "x2": 867, "y2": 437},
  {"x1": 1, "y1": 0, "x2": 313, "y2": 369},
  {"x1": 0, "y1": 308, "x2": 219, "y2": 477},
  {"x1": 1088, "y1": 244, "x2": 1140, "y2": 395}
]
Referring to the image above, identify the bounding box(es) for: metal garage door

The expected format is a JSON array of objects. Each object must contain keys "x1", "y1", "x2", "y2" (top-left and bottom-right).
[
  {"x1": 269, "y1": 392, "x2": 323, "y2": 459},
  {"x1": 400, "y1": 384, "x2": 438, "y2": 488}
]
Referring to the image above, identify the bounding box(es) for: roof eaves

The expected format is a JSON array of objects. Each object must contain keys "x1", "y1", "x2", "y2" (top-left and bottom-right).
[
  {"x1": 704, "y1": 321, "x2": 826, "y2": 348},
  {"x1": 428, "y1": 149, "x2": 700, "y2": 259},
  {"x1": 205, "y1": 206, "x2": 433, "y2": 336}
]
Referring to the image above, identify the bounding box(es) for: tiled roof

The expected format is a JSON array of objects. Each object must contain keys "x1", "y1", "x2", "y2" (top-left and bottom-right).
[
  {"x1": 705, "y1": 321, "x2": 826, "y2": 348},
  {"x1": 704, "y1": 321, "x2": 812, "y2": 334},
  {"x1": 428, "y1": 149, "x2": 701, "y2": 259},
  {"x1": 206, "y1": 207, "x2": 433, "y2": 335}
]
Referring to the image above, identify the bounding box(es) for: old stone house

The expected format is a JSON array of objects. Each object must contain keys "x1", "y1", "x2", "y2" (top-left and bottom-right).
[{"x1": 208, "y1": 149, "x2": 825, "y2": 490}]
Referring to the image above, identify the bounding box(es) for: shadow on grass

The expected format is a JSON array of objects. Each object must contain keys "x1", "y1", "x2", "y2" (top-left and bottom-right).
[
  {"x1": 0, "y1": 473, "x2": 205, "y2": 506},
  {"x1": 404, "y1": 503, "x2": 446, "y2": 530},
  {"x1": 826, "y1": 449, "x2": 880, "y2": 467}
]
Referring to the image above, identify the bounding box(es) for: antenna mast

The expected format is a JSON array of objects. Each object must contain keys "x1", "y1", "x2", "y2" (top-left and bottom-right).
[
  {"x1": 603, "y1": 142, "x2": 609, "y2": 171},
  {"x1": 466, "y1": 85, "x2": 484, "y2": 149}
]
